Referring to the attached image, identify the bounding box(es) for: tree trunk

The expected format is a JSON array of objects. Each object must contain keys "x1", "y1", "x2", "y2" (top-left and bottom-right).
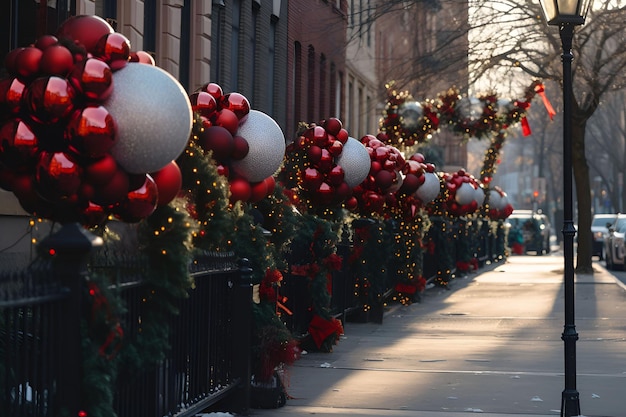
[{"x1": 572, "y1": 117, "x2": 593, "y2": 274}]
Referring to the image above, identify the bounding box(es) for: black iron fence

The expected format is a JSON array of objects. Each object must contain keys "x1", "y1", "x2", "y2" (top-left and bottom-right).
[{"x1": 0, "y1": 223, "x2": 251, "y2": 417}]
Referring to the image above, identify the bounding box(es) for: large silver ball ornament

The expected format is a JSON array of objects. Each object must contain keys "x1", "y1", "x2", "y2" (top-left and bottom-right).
[
  {"x1": 398, "y1": 101, "x2": 423, "y2": 134},
  {"x1": 489, "y1": 190, "x2": 508, "y2": 210},
  {"x1": 474, "y1": 185, "x2": 485, "y2": 207},
  {"x1": 457, "y1": 97, "x2": 483, "y2": 121},
  {"x1": 106, "y1": 63, "x2": 192, "y2": 173},
  {"x1": 415, "y1": 172, "x2": 440, "y2": 203},
  {"x1": 455, "y1": 182, "x2": 475, "y2": 205},
  {"x1": 496, "y1": 98, "x2": 514, "y2": 118},
  {"x1": 231, "y1": 110, "x2": 286, "y2": 183},
  {"x1": 336, "y1": 137, "x2": 370, "y2": 187}
]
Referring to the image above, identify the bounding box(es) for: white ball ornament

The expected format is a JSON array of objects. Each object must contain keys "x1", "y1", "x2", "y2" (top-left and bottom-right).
[
  {"x1": 415, "y1": 172, "x2": 440, "y2": 203},
  {"x1": 489, "y1": 190, "x2": 508, "y2": 210},
  {"x1": 231, "y1": 110, "x2": 286, "y2": 183},
  {"x1": 496, "y1": 98, "x2": 513, "y2": 118},
  {"x1": 457, "y1": 97, "x2": 483, "y2": 121},
  {"x1": 336, "y1": 137, "x2": 370, "y2": 187},
  {"x1": 106, "y1": 63, "x2": 192, "y2": 173},
  {"x1": 474, "y1": 185, "x2": 485, "y2": 207},
  {"x1": 455, "y1": 182, "x2": 476, "y2": 205}
]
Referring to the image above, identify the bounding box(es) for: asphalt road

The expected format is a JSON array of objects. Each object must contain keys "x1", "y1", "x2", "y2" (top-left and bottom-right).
[{"x1": 245, "y1": 253, "x2": 626, "y2": 417}]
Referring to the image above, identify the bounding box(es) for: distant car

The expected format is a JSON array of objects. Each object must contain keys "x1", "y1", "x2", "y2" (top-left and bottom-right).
[
  {"x1": 591, "y1": 213, "x2": 617, "y2": 260},
  {"x1": 505, "y1": 210, "x2": 551, "y2": 255},
  {"x1": 604, "y1": 214, "x2": 626, "y2": 270}
]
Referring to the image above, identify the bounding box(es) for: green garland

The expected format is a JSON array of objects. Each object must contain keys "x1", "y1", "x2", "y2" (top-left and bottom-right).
[{"x1": 81, "y1": 201, "x2": 194, "y2": 417}]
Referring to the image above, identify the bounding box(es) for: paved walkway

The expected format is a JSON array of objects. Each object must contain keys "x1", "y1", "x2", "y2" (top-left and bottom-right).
[{"x1": 247, "y1": 254, "x2": 626, "y2": 417}]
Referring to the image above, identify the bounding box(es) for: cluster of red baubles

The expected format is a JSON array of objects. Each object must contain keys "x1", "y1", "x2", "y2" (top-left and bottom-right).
[
  {"x1": 189, "y1": 83, "x2": 278, "y2": 203},
  {"x1": 442, "y1": 169, "x2": 485, "y2": 217},
  {"x1": 0, "y1": 15, "x2": 180, "y2": 226},
  {"x1": 351, "y1": 135, "x2": 405, "y2": 215},
  {"x1": 285, "y1": 117, "x2": 355, "y2": 208}
]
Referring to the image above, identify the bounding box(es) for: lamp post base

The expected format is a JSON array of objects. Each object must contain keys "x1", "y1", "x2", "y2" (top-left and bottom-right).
[{"x1": 561, "y1": 389, "x2": 581, "y2": 417}]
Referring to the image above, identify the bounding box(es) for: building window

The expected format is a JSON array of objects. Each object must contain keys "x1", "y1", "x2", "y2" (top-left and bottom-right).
[
  {"x1": 250, "y1": 3, "x2": 259, "y2": 103},
  {"x1": 293, "y1": 41, "x2": 302, "y2": 128},
  {"x1": 144, "y1": 0, "x2": 157, "y2": 57},
  {"x1": 319, "y1": 54, "x2": 326, "y2": 121},
  {"x1": 231, "y1": 0, "x2": 241, "y2": 91},
  {"x1": 348, "y1": 76, "x2": 354, "y2": 132},
  {"x1": 329, "y1": 62, "x2": 337, "y2": 118},
  {"x1": 268, "y1": 18, "x2": 277, "y2": 115},
  {"x1": 307, "y1": 45, "x2": 315, "y2": 123}
]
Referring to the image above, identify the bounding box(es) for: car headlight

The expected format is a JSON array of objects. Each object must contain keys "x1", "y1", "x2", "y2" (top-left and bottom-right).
[{"x1": 593, "y1": 231, "x2": 604, "y2": 240}]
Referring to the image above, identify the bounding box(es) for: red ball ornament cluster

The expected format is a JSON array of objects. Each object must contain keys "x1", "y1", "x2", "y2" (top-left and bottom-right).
[
  {"x1": 351, "y1": 135, "x2": 407, "y2": 215},
  {"x1": 442, "y1": 169, "x2": 483, "y2": 217},
  {"x1": 190, "y1": 82, "x2": 279, "y2": 203},
  {"x1": 284, "y1": 117, "x2": 354, "y2": 208},
  {"x1": 0, "y1": 15, "x2": 181, "y2": 225}
]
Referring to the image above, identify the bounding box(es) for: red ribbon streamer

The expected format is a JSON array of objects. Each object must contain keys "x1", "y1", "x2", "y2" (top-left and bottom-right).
[
  {"x1": 535, "y1": 83, "x2": 556, "y2": 120},
  {"x1": 521, "y1": 117, "x2": 531, "y2": 136}
]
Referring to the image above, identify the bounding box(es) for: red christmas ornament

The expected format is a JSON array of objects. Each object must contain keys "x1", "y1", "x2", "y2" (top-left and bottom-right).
[
  {"x1": 249, "y1": 179, "x2": 269, "y2": 203},
  {"x1": 336, "y1": 128, "x2": 349, "y2": 144},
  {"x1": 316, "y1": 182, "x2": 334, "y2": 204},
  {"x1": 189, "y1": 91, "x2": 218, "y2": 118},
  {"x1": 229, "y1": 177, "x2": 251, "y2": 202},
  {"x1": 35, "y1": 151, "x2": 83, "y2": 201},
  {"x1": 129, "y1": 51, "x2": 155, "y2": 65},
  {"x1": 328, "y1": 140, "x2": 343, "y2": 157},
  {"x1": 35, "y1": 35, "x2": 59, "y2": 50},
  {"x1": 114, "y1": 174, "x2": 158, "y2": 222},
  {"x1": 345, "y1": 196, "x2": 358, "y2": 210},
  {"x1": 15, "y1": 47, "x2": 43, "y2": 81},
  {"x1": 4, "y1": 47, "x2": 25, "y2": 76},
  {"x1": 303, "y1": 167, "x2": 323, "y2": 191},
  {"x1": 151, "y1": 160, "x2": 182, "y2": 206},
  {"x1": 310, "y1": 126, "x2": 329, "y2": 147},
  {"x1": 202, "y1": 82, "x2": 223, "y2": 101},
  {"x1": 80, "y1": 201, "x2": 107, "y2": 227},
  {"x1": 13, "y1": 174, "x2": 51, "y2": 216},
  {"x1": 197, "y1": 126, "x2": 234, "y2": 162},
  {"x1": 214, "y1": 109, "x2": 239, "y2": 135},
  {"x1": 323, "y1": 117, "x2": 342, "y2": 136},
  {"x1": 221, "y1": 92, "x2": 250, "y2": 121},
  {"x1": 231, "y1": 135, "x2": 249, "y2": 160},
  {"x1": 264, "y1": 176, "x2": 276, "y2": 195},
  {"x1": 317, "y1": 149, "x2": 333, "y2": 173},
  {"x1": 375, "y1": 170, "x2": 393, "y2": 191},
  {"x1": 39, "y1": 44, "x2": 75, "y2": 76},
  {"x1": 67, "y1": 105, "x2": 116, "y2": 158},
  {"x1": 0, "y1": 119, "x2": 39, "y2": 169},
  {"x1": 25, "y1": 76, "x2": 76, "y2": 124},
  {"x1": 216, "y1": 164, "x2": 229, "y2": 177},
  {"x1": 399, "y1": 173, "x2": 420, "y2": 195},
  {"x1": 93, "y1": 168, "x2": 129, "y2": 206},
  {"x1": 0, "y1": 77, "x2": 26, "y2": 115},
  {"x1": 69, "y1": 58, "x2": 113, "y2": 101},
  {"x1": 84, "y1": 153, "x2": 118, "y2": 185},
  {"x1": 307, "y1": 145, "x2": 323, "y2": 164},
  {"x1": 327, "y1": 165, "x2": 345, "y2": 186},
  {"x1": 56, "y1": 15, "x2": 114, "y2": 55},
  {"x1": 93, "y1": 32, "x2": 131, "y2": 71}
]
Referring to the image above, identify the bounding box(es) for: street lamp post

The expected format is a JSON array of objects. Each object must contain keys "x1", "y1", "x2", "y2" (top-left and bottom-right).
[{"x1": 537, "y1": 1, "x2": 592, "y2": 416}]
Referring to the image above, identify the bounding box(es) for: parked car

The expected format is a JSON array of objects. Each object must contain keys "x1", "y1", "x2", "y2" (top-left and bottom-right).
[
  {"x1": 591, "y1": 213, "x2": 617, "y2": 260},
  {"x1": 604, "y1": 214, "x2": 626, "y2": 270},
  {"x1": 505, "y1": 210, "x2": 551, "y2": 255}
]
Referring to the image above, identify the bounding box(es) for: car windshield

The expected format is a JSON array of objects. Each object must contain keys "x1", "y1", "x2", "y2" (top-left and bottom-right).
[
  {"x1": 592, "y1": 216, "x2": 614, "y2": 227},
  {"x1": 614, "y1": 218, "x2": 626, "y2": 233}
]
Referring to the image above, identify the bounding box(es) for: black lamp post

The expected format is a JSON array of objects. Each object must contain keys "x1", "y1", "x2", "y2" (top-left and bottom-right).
[{"x1": 537, "y1": 0, "x2": 591, "y2": 416}]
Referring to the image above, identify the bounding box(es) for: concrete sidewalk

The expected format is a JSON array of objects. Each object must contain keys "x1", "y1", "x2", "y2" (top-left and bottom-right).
[{"x1": 246, "y1": 254, "x2": 626, "y2": 417}]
